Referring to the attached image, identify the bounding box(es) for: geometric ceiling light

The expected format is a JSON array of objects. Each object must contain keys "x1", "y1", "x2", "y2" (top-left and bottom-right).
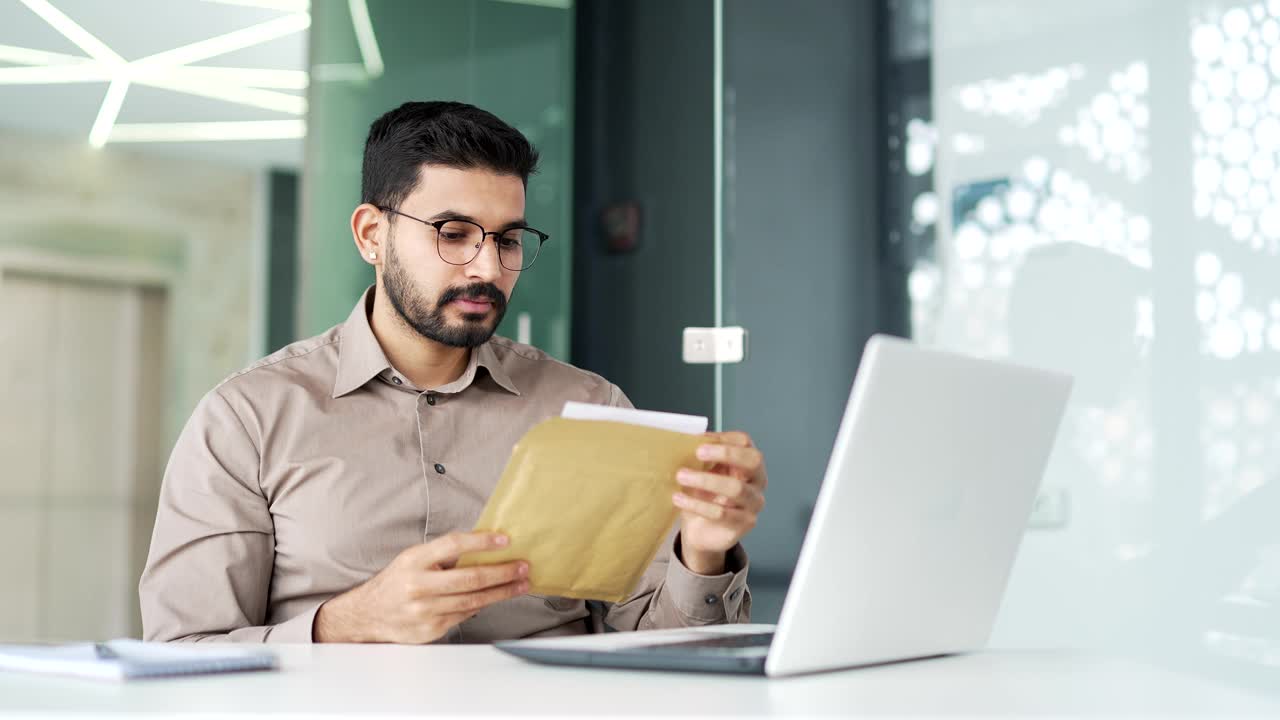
[{"x1": 0, "y1": 0, "x2": 383, "y2": 146}]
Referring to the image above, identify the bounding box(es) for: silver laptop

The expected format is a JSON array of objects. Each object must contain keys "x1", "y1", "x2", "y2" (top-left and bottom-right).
[{"x1": 497, "y1": 335, "x2": 1073, "y2": 677}]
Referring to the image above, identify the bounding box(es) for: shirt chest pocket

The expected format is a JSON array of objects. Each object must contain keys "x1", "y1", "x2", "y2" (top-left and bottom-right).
[{"x1": 266, "y1": 458, "x2": 427, "y2": 584}]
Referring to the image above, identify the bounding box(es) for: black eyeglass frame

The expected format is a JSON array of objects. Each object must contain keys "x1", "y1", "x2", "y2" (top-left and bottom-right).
[{"x1": 377, "y1": 205, "x2": 550, "y2": 271}]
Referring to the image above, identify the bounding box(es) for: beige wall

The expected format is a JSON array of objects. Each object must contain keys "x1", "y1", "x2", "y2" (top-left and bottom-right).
[
  {"x1": 0, "y1": 129, "x2": 262, "y2": 640},
  {"x1": 0, "y1": 128, "x2": 261, "y2": 443}
]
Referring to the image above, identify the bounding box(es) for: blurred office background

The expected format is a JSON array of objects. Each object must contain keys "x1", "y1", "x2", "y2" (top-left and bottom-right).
[{"x1": 0, "y1": 0, "x2": 1276, "y2": 699}]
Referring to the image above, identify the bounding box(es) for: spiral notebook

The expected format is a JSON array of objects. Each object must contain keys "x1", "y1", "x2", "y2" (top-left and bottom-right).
[{"x1": 0, "y1": 639, "x2": 277, "y2": 681}]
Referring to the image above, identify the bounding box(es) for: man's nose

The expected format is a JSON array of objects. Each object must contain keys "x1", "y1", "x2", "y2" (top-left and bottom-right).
[{"x1": 465, "y1": 236, "x2": 505, "y2": 281}]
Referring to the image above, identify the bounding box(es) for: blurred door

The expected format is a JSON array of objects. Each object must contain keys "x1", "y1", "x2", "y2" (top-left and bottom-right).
[
  {"x1": 0, "y1": 270, "x2": 167, "y2": 641},
  {"x1": 717, "y1": 0, "x2": 892, "y2": 589}
]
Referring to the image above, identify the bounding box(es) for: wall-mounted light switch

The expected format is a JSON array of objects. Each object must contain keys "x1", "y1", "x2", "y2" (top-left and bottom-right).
[{"x1": 682, "y1": 327, "x2": 747, "y2": 364}]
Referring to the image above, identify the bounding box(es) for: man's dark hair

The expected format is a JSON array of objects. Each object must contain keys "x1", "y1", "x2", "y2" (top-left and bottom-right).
[{"x1": 361, "y1": 101, "x2": 540, "y2": 211}]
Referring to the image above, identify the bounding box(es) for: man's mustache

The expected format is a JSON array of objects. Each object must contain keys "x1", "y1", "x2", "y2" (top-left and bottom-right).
[{"x1": 438, "y1": 283, "x2": 507, "y2": 310}]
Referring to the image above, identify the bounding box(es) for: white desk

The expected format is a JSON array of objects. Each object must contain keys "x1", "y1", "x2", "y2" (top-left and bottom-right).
[{"x1": 2, "y1": 645, "x2": 1277, "y2": 717}]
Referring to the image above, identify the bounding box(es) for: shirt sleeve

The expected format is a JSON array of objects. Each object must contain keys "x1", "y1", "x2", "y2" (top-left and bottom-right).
[
  {"x1": 598, "y1": 383, "x2": 752, "y2": 630},
  {"x1": 138, "y1": 388, "x2": 317, "y2": 643}
]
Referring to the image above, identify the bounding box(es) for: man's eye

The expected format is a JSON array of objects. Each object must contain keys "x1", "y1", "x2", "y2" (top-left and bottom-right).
[
  {"x1": 499, "y1": 237, "x2": 523, "y2": 248},
  {"x1": 441, "y1": 232, "x2": 469, "y2": 241}
]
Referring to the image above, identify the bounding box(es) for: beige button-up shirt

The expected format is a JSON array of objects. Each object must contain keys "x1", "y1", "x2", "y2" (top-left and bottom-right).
[{"x1": 140, "y1": 289, "x2": 750, "y2": 643}]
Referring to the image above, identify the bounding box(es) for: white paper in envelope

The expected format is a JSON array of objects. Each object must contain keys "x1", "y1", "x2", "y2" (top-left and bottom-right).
[{"x1": 561, "y1": 401, "x2": 708, "y2": 434}]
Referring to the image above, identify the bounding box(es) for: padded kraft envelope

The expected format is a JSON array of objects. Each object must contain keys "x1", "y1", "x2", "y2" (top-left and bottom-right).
[{"x1": 456, "y1": 417, "x2": 708, "y2": 602}]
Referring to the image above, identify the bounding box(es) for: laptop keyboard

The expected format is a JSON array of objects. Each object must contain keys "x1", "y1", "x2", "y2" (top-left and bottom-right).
[{"x1": 621, "y1": 631, "x2": 775, "y2": 655}]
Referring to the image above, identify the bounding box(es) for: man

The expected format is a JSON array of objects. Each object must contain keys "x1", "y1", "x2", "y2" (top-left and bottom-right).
[{"x1": 139, "y1": 101, "x2": 767, "y2": 644}]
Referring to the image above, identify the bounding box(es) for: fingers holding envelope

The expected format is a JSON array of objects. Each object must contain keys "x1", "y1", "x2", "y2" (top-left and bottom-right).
[{"x1": 673, "y1": 431, "x2": 767, "y2": 551}]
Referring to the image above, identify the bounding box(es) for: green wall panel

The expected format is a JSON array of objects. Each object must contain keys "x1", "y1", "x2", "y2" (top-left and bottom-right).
[{"x1": 301, "y1": 0, "x2": 574, "y2": 358}]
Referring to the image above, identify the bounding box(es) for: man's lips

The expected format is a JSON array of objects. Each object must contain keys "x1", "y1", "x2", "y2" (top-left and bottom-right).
[{"x1": 452, "y1": 298, "x2": 494, "y2": 313}]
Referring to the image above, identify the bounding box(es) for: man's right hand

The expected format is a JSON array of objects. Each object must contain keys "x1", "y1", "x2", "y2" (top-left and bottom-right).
[{"x1": 312, "y1": 531, "x2": 529, "y2": 643}]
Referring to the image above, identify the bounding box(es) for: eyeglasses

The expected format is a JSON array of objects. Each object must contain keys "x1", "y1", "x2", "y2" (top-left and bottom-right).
[{"x1": 378, "y1": 206, "x2": 550, "y2": 272}]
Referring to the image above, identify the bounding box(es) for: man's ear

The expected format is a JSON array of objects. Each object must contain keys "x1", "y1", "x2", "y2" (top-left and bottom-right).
[{"x1": 351, "y1": 203, "x2": 384, "y2": 266}]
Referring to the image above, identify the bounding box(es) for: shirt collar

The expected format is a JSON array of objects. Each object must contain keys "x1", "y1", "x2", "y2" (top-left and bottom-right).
[
  {"x1": 332, "y1": 287, "x2": 391, "y2": 398},
  {"x1": 332, "y1": 286, "x2": 522, "y2": 398},
  {"x1": 475, "y1": 340, "x2": 521, "y2": 396}
]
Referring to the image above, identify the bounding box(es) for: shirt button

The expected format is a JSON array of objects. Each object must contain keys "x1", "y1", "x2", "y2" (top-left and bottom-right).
[
  {"x1": 434, "y1": 463, "x2": 446, "y2": 474},
  {"x1": 391, "y1": 376, "x2": 403, "y2": 386},
  {"x1": 426, "y1": 395, "x2": 436, "y2": 406},
  {"x1": 729, "y1": 589, "x2": 741, "y2": 601},
  {"x1": 703, "y1": 594, "x2": 719, "y2": 605}
]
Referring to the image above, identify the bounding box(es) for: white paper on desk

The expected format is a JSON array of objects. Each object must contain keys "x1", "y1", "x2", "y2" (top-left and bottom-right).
[
  {"x1": 561, "y1": 401, "x2": 708, "y2": 435},
  {"x1": 0, "y1": 639, "x2": 276, "y2": 681}
]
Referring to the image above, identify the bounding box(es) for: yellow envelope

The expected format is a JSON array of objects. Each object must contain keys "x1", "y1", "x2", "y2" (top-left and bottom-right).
[{"x1": 457, "y1": 417, "x2": 707, "y2": 602}]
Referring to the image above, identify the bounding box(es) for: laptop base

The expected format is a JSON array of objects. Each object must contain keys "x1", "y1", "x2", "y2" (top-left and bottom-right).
[{"x1": 496, "y1": 643, "x2": 768, "y2": 675}]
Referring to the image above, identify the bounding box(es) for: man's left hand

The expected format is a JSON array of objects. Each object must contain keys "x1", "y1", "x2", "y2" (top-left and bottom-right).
[{"x1": 673, "y1": 431, "x2": 768, "y2": 575}]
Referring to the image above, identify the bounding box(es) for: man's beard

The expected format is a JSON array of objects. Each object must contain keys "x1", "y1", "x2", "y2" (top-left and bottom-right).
[{"x1": 382, "y1": 238, "x2": 508, "y2": 348}]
